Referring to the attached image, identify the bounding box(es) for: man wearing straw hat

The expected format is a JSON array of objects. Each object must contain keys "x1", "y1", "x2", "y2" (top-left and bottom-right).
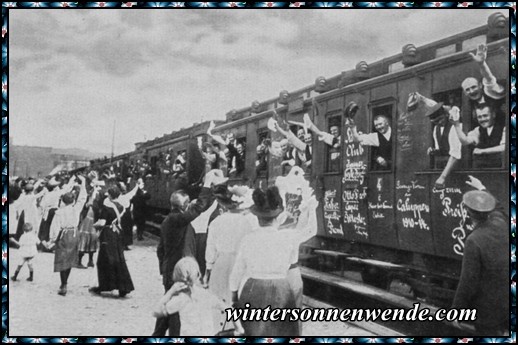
[{"x1": 451, "y1": 176, "x2": 508, "y2": 336}]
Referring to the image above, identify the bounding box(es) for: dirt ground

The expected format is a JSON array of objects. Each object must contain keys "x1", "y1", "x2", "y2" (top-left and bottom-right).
[{"x1": 8, "y1": 233, "x2": 375, "y2": 337}]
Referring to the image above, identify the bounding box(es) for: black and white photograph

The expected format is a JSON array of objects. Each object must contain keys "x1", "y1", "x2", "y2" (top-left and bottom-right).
[{"x1": 5, "y1": 4, "x2": 513, "y2": 340}]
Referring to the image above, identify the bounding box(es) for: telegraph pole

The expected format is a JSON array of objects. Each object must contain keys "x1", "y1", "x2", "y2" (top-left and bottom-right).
[{"x1": 110, "y1": 119, "x2": 116, "y2": 163}]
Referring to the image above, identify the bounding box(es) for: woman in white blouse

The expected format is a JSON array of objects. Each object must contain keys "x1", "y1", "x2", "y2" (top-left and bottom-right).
[
  {"x1": 229, "y1": 185, "x2": 317, "y2": 336},
  {"x1": 46, "y1": 175, "x2": 87, "y2": 296},
  {"x1": 203, "y1": 184, "x2": 255, "y2": 305}
]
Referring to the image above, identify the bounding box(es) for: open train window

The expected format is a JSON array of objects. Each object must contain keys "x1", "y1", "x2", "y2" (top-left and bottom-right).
[
  {"x1": 325, "y1": 115, "x2": 341, "y2": 173},
  {"x1": 256, "y1": 129, "x2": 269, "y2": 177},
  {"x1": 428, "y1": 90, "x2": 465, "y2": 171},
  {"x1": 368, "y1": 103, "x2": 393, "y2": 172},
  {"x1": 229, "y1": 137, "x2": 246, "y2": 178},
  {"x1": 432, "y1": 87, "x2": 506, "y2": 170},
  {"x1": 464, "y1": 78, "x2": 507, "y2": 170}
]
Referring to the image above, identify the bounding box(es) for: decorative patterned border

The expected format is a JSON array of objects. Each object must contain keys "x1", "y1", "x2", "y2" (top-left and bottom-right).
[{"x1": 1, "y1": 2, "x2": 515, "y2": 343}]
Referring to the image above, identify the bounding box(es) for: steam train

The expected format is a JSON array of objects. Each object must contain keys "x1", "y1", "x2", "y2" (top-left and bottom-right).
[{"x1": 90, "y1": 13, "x2": 510, "y2": 308}]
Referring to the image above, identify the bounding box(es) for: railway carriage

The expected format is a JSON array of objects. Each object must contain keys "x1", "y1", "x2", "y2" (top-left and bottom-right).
[{"x1": 94, "y1": 13, "x2": 510, "y2": 308}]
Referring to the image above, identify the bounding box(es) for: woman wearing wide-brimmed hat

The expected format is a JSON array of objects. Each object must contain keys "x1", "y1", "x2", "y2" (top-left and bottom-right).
[
  {"x1": 229, "y1": 185, "x2": 318, "y2": 336},
  {"x1": 204, "y1": 184, "x2": 255, "y2": 306}
]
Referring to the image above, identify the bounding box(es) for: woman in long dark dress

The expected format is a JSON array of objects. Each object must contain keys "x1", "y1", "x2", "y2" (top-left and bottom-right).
[{"x1": 89, "y1": 185, "x2": 136, "y2": 297}]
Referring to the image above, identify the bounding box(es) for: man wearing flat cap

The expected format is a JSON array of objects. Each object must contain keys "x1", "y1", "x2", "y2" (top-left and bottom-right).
[
  {"x1": 421, "y1": 95, "x2": 462, "y2": 189},
  {"x1": 451, "y1": 176, "x2": 508, "y2": 336}
]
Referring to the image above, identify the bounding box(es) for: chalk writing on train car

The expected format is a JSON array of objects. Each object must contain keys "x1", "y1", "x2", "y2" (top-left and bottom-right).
[
  {"x1": 395, "y1": 180, "x2": 426, "y2": 194},
  {"x1": 451, "y1": 206, "x2": 474, "y2": 256},
  {"x1": 397, "y1": 111, "x2": 413, "y2": 152},
  {"x1": 342, "y1": 186, "x2": 368, "y2": 236},
  {"x1": 354, "y1": 225, "x2": 368, "y2": 238},
  {"x1": 343, "y1": 187, "x2": 367, "y2": 201},
  {"x1": 342, "y1": 160, "x2": 367, "y2": 185},
  {"x1": 397, "y1": 198, "x2": 430, "y2": 231},
  {"x1": 372, "y1": 211, "x2": 385, "y2": 219},
  {"x1": 323, "y1": 189, "x2": 344, "y2": 236},
  {"x1": 368, "y1": 200, "x2": 393, "y2": 210},
  {"x1": 432, "y1": 186, "x2": 471, "y2": 256},
  {"x1": 344, "y1": 127, "x2": 365, "y2": 158},
  {"x1": 432, "y1": 187, "x2": 464, "y2": 218}
]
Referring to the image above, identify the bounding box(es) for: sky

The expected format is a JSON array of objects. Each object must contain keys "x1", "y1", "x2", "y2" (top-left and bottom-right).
[{"x1": 8, "y1": 8, "x2": 500, "y2": 156}]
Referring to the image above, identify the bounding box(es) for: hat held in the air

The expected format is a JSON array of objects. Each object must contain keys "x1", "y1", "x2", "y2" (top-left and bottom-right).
[
  {"x1": 406, "y1": 92, "x2": 443, "y2": 118},
  {"x1": 463, "y1": 190, "x2": 496, "y2": 213}
]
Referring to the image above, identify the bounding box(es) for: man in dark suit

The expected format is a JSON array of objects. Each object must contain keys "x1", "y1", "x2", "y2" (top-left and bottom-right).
[
  {"x1": 452, "y1": 176, "x2": 508, "y2": 336},
  {"x1": 152, "y1": 170, "x2": 217, "y2": 336},
  {"x1": 131, "y1": 178, "x2": 151, "y2": 241}
]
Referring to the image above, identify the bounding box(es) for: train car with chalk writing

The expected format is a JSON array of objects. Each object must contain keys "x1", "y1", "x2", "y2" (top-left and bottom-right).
[{"x1": 94, "y1": 12, "x2": 510, "y2": 308}]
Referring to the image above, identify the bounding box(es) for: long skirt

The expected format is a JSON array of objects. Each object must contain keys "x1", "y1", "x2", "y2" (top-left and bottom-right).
[
  {"x1": 209, "y1": 252, "x2": 235, "y2": 304},
  {"x1": 78, "y1": 208, "x2": 98, "y2": 253},
  {"x1": 54, "y1": 228, "x2": 79, "y2": 272},
  {"x1": 96, "y1": 227, "x2": 134, "y2": 293},
  {"x1": 120, "y1": 210, "x2": 134, "y2": 247},
  {"x1": 39, "y1": 208, "x2": 57, "y2": 242},
  {"x1": 287, "y1": 267, "x2": 303, "y2": 334},
  {"x1": 238, "y1": 277, "x2": 298, "y2": 336}
]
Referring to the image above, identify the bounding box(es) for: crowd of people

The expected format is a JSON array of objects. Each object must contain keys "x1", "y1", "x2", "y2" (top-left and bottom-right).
[
  {"x1": 7, "y1": 42, "x2": 508, "y2": 337},
  {"x1": 9, "y1": 170, "x2": 151, "y2": 297},
  {"x1": 8, "y1": 163, "x2": 320, "y2": 336}
]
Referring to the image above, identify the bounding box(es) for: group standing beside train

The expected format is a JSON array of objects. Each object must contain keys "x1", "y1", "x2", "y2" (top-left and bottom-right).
[{"x1": 8, "y1": 34, "x2": 509, "y2": 337}]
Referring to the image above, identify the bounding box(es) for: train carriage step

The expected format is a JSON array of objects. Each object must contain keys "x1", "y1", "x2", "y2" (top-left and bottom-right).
[
  {"x1": 301, "y1": 266, "x2": 439, "y2": 313},
  {"x1": 302, "y1": 295, "x2": 403, "y2": 337}
]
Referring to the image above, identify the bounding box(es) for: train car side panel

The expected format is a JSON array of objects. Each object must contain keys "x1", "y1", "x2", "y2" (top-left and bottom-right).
[{"x1": 394, "y1": 73, "x2": 435, "y2": 255}]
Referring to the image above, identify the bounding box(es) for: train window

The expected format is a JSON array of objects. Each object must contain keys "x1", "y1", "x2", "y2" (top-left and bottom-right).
[
  {"x1": 288, "y1": 124, "x2": 312, "y2": 174},
  {"x1": 429, "y1": 90, "x2": 464, "y2": 171},
  {"x1": 369, "y1": 104, "x2": 393, "y2": 172},
  {"x1": 150, "y1": 155, "x2": 158, "y2": 176},
  {"x1": 389, "y1": 61, "x2": 404, "y2": 73},
  {"x1": 229, "y1": 137, "x2": 246, "y2": 179},
  {"x1": 435, "y1": 44, "x2": 456, "y2": 58},
  {"x1": 256, "y1": 130, "x2": 269, "y2": 177},
  {"x1": 461, "y1": 35, "x2": 486, "y2": 52},
  {"x1": 464, "y1": 83, "x2": 506, "y2": 170},
  {"x1": 325, "y1": 116, "x2": 341, "y2": 173}
]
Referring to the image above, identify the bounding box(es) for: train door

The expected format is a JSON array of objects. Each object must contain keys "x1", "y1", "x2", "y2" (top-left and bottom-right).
[
  {"x1": 365, "y1": 90, "x2": 398, "y2": 249},
  {"x1": 340, "y1": 92, "x2": 370, "y2": 246},
  {"x1": 428, "y1": 46, "x2": 509, "y2": 262},
  {"x1": 394, "y1": 72, "x2": 435, "y2": 255},
  {"x1": 314, "y1": 95, "x2": 346, "y2": 240},
  {"x1": 253, "y1": 119, "x2": 269, "y2": 189}
]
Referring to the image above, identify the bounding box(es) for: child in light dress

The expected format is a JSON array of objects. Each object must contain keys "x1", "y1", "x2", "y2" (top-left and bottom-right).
[
  {"x1": 152, "y1": 257, "x2": 232, "y2": 336},
  {"x1": 11, "y1": 223, "x2": 41, "y2": 282}
]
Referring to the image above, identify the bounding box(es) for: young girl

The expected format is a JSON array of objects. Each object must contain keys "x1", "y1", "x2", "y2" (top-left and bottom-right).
[
  {"x1": 11, "y1": 223, "x2": 41, "y2": 282},
  {"x1": 152, "y1": 257, "x2": 232, "y2": 336}
]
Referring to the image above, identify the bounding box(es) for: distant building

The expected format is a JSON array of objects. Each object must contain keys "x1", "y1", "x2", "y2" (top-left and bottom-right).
[{"x1": 9, "y1": 137, "x2": 100, "y2": 178}]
